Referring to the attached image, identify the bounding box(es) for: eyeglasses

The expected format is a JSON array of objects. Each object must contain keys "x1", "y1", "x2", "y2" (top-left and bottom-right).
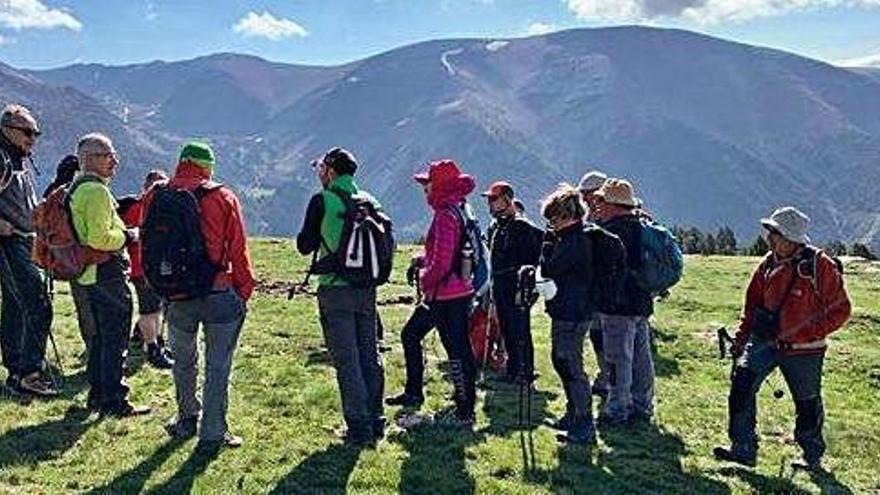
[
  {"x1": 88, "y1": 151, "x2": 117, "y2": 159},
  {"x1": 7, "y1": 126, "x2": 41, "y2": 138}
]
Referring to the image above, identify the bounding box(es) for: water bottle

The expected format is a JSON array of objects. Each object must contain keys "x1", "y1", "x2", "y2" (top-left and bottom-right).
[{"x1": 460, "y1": 240, "x2": 474, "y2": 280}]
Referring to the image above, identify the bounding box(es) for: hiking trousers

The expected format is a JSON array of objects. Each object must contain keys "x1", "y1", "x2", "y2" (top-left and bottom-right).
[
  {"x1": 400, "y1": 303, "x2": 435, "y2": 397},
  {"x1": 318, "y1": 286, "x2": 385, "y2": 436},
  {"x1": 79, "y1": 258, "x2": 132, "y2": 408},
  {"x1": 727, "y1": 337, "x2": 825, "y2": 462},
  {"x1": 600, "y1": 314, "x2": 655, "y2": 421},
  {"x1": 496, "y1": 298, "x2": 534, "y2": 380},
  {"x1": 0, "y1": 234, "x2": 52, "y2": 377},
  {"x1": 429, "y1": 296, "x2": 476, "y2": 418},
  {"x1": 588, "y1": 317, "x2": 608, "y2": 393},
  {"x1": 551, "y1": 319, "x2": 594, "y2": 426},
  {"x1": 168, "y1": 289, "x2": 246, "y2": 442}
]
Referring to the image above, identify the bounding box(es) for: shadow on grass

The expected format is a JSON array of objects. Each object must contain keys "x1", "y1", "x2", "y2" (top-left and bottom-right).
[
  {"x1": 589, "y1": 422, "x2": 731, "y2": 494},
  {"x1": 269, "y1": 443, "x2": 363, "y2": 494},
  {"x1": 144, "y1": 447, "x2": 220, "y2": 495},
  {"x1": 305, "y1": 349, "x2": 332, "y2": 367},
  {"x1": 810, "y1": 467, "x2": 855, "y2": 495},
  {"x1": 651, "y1": 323, "x2": 681, "y2": 378},
  {"x1": 396, "y1": 424, "x2": 483, "y2": 495},
  {"x1": 85, "y1": 439, "x2": 185, "y2": 494},
  {"x1": 0, "y1": 406, "x2": 97, "y2": 470}
]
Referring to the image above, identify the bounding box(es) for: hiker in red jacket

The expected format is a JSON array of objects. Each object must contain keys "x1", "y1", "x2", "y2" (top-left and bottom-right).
[
  {"x1": 118, "y1": 169, "x2": 173, "y2": 369},
  {"x1": 714, "y1": 206, "x2": 851, "y2": 471},
  {"x1": 142, "y1": 141, "x2": 255, "y2": 453},
  {"x1": 407, "y1": 159, "x2": 477, "y2": 428}
]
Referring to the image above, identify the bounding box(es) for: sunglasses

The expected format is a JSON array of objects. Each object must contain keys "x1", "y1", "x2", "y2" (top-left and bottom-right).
[{"x1": 8, "y1": 126, "x2": 41, "y2": 138}]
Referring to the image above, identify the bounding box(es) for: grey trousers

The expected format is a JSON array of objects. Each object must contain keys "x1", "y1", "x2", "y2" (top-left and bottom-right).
[
  {"x1": 168, "y1": 289, "x2": 246, "y2": 442},
  {"x1": 600, "y1": 314, "x2": 655, "y2": 421},
  {"x1": 317, "y1": 285, "x2": 385, "y2": 434},
  {"x1": 551, "y1": 319, "x2": 593, "y2": 423}
]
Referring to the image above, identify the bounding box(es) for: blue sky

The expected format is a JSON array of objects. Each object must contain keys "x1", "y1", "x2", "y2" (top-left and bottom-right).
[{"x1": 0, "y1": 0, "x2": 878, "y2": 69}]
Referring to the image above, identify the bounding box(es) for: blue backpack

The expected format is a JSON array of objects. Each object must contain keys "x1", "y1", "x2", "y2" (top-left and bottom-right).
[
  {"x1": 449, "y1": 202, "x2": 491, "y2": 299},
  {"x1": 633, "y1": 219, "x2": 683, "y2": 295}
]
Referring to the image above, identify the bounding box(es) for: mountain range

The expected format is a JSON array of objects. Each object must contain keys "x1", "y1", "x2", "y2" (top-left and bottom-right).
[{"x1": 3, "y1": 26, "x2": 880, "y2": 247}]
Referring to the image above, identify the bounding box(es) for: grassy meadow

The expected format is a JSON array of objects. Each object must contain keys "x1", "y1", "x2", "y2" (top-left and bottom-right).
[{"x1": 1, "y1": 239, "x2": 878, "y2": 494}]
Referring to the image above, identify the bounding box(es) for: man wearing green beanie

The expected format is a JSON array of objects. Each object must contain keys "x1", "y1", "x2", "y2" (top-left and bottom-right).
[{"x1": 141, "y1": 140, "x2": 255, "y2": 453}]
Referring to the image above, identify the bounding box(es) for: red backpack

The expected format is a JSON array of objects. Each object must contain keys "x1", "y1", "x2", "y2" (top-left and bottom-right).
[{"x1": 32, "y1": 176, "x2": 110, "y2": 280}]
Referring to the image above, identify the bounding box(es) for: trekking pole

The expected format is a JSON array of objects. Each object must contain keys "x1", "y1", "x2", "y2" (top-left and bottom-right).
[
  {"x1": 44, "y1": 273, "x2": 64, "y2": 388},
  {"x1": 717, "y1": 326, "x2": 783, "y2": 400}
]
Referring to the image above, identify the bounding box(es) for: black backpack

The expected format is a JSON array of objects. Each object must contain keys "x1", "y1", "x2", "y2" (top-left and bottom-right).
[
  {"x1": 314, "y1": 186, "x2": 395, "y2": 288},
  {"x1": 584, "y1": 223, "x2": 628, "y2": 313},
  {"x1": 142, "y1": 183, "x2": 223, "y2": 300}
]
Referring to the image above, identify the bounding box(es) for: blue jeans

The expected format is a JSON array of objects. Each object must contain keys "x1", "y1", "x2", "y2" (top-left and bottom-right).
[
  {"x1": 0, "y1": 235, "x2": 52, "y2": 377},
  {"x1": 168, "y1": 289, "x2": 246, "y2": 442},
  {"x1": 727, "y1": 337, "x2": 825, "y2": 462},
  {"x1": 551, "y1": 319, "x2": 594, "y2": 430}
]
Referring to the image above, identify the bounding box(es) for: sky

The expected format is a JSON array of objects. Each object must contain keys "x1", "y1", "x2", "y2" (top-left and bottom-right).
[{"x1": 0, "y1": 0, "x2": 878, "y2": 69}]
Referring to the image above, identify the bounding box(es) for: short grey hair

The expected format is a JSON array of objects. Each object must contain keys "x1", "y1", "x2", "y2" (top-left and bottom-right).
[{"x1": 76, "y1": 133, "x2": 113, "y2": 162}]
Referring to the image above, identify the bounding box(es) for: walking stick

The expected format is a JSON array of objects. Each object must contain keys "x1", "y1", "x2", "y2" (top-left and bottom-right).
[{"x1": 44, "y1": 273, "x2": 64, "y2": 388}]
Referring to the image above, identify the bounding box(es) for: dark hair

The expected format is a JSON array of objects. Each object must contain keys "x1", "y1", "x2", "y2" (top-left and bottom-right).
[
  {"x1": 322, "y1": 147, "x2": 358, "y2": 175},
  {"x1": 143, "y1": 169, "x2": 168, "y2": 190},
  {"x1": 41, "y1": 154, "x2": 80, "y2": 198}
]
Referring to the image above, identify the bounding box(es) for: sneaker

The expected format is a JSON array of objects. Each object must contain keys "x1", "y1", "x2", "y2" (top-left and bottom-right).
[
  {"x1": 196, "y1": 432, "x2": 242, "y2": 454},
  {"x1": 385, "y1": 392, "x2": 424, "y2": 408},
  {"x1": 18, "y1": 371, "x2": 59, "y2": 397},
  {"x1": 101, "y1": 401, "x2": 151, "y2": 418},
  {"x1": 544, "y1": 413, "x2": 574, "y2": 431},
  {"x1": 713, "y1": 446, "x2": 757, "y2": 468},
  {"x1": 165, "y1": 416, "x2": 198, "y2": 439},
  {"x1": 147, "y1": 344, "x2": 174, "y2": 369}
]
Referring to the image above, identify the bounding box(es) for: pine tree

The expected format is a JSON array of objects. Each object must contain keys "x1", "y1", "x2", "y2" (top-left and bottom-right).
[
  {"x1": 850, "y1": 243, "x2": 877, "y2": 261},
  {"x1": 748, "y1": 235, "x2": 769, "y2": 256}
]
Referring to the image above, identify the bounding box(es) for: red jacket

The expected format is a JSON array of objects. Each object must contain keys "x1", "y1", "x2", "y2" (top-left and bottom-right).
[
  {"x1": 121, "y1": 199, "x2": 144, "y2": 279},
  {"x1": 419, "y1": 166, "x2": 476, "y2": 302},
  {"x1": 736, "y1": 248, "x2": 851, "y2": 354},
  {"x1": 141, "y1": 162, "x2": 255, "y2": 301}
]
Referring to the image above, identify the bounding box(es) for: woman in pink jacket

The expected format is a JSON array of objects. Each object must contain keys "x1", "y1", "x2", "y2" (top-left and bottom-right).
[{"x1": 412, "y1": 159, "x2": 477, "y2": 427}]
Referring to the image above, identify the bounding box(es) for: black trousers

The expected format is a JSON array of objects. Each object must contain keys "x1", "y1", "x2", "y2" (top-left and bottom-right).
[{"x1": 496, "y1": 299, "x2": 534, "y2": 379}]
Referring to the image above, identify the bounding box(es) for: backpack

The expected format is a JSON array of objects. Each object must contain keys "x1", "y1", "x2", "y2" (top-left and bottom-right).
[
  {"x1": 584, "y1": 223, "x2": 628, "y2": 313},
  {"x1": 142, "y1": 183, "x2": 223, "y2": 300},
  {"x1": 632, "y1": 219, "x2": 684, "y2": 295},
  {"x1": 318, "y1": 186, "x2": 395, "y2": 288},
  {"x1": 32, "y1": 175, "x2": 110, "y2": 281},
  {"x1": 449, "y1": 202, "x2": 491, "y2": 299}
]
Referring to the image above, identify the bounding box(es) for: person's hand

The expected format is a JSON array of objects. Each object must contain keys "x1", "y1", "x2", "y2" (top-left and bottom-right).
[
  {"x1": 731, "y1": 340, "x2": 745, "y2": 358},
  {"x1": 125, "y1": 227, "x2": 140, "y2": 245},
  {"x1": 0, "y1": 219, "x2": 14, "y2": 236}
]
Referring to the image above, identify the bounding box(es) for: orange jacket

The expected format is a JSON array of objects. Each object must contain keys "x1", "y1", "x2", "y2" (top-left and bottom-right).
[
  {"x1": 736, "y1": 248, "x2": 851, "y2": 354},
  {"x1": 141, "y1": 162, "x2": 255, "y2": 301}
]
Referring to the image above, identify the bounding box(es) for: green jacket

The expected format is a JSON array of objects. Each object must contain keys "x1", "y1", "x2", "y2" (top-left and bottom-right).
[
  {"x1": 296, "y1": 174, "x2": 381, "y2": 287},
  {"x1": 69, "y1": 173, "x2": 127, "y2": 285}
]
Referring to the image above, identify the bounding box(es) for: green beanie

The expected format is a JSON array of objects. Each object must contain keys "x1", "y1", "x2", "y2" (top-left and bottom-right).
[{"x1": 179, "y1": 141, "x2": 215, "y2": 169}]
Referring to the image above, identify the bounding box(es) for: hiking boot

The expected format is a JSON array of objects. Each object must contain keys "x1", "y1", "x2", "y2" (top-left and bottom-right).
[
  {"x1": 165, "y1": 416, "x2": 198, "y2": 439},
  {"x1": 101, "y1": 401, "x2": 151, "y2": 418},
  {"x1": 385, "y1": 392, "x2": 424, "y2": 408},
  {"x1": 196, "y1": 432, "x2": 242, "y2": 455},
  {"x1": 18, "y1": 371, "x2": 59, "y2": 397},
  {"x1": 713, "y1": 446, "x2": 757, "y2": 467},
  {"x1": 544, "y1": 413, "x2": 575, "y2": 431},
  {"x1": 147, "y1": 343, "x2": 174, "y2": 370},
  {"x1": 433, "y1": 406, "x2": 475, "y2": 429},
  {"x1": 556, "y1": 428, "x2": 596, "y2": 446}
]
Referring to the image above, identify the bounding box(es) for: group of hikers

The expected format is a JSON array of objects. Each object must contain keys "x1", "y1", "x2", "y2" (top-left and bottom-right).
[{"x1": 0, "y1": 101, "x2": 852, "y2": 471}]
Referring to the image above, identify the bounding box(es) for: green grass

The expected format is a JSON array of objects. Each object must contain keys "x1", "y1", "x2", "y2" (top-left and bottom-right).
[{"x1": 1, "y1": 240, "x2": 879, "y2": 494}]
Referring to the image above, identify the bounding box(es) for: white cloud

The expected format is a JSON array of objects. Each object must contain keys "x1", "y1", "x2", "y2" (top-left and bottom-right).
[
  {"x1": 145, "y1": 0, "x2": 157, "y2": 22},
  {"x1": 839, "y1": 52, "x2": 880, "y2": 67},
  {"x1": 526, "y1": 22, "x2": 556, "y2": 36},
  {"x1": 0, "y1": 33, "x2": 5, "y2": 46},
  {"x1": 232, "y1": 11, "x2": 308, "y2": 41},
  {"x1": 564, "y1": 0, "x2": 880, "y2": 24},
  {"x1": 0, "y1": 0, "x2": 82, "y2": 31}
]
